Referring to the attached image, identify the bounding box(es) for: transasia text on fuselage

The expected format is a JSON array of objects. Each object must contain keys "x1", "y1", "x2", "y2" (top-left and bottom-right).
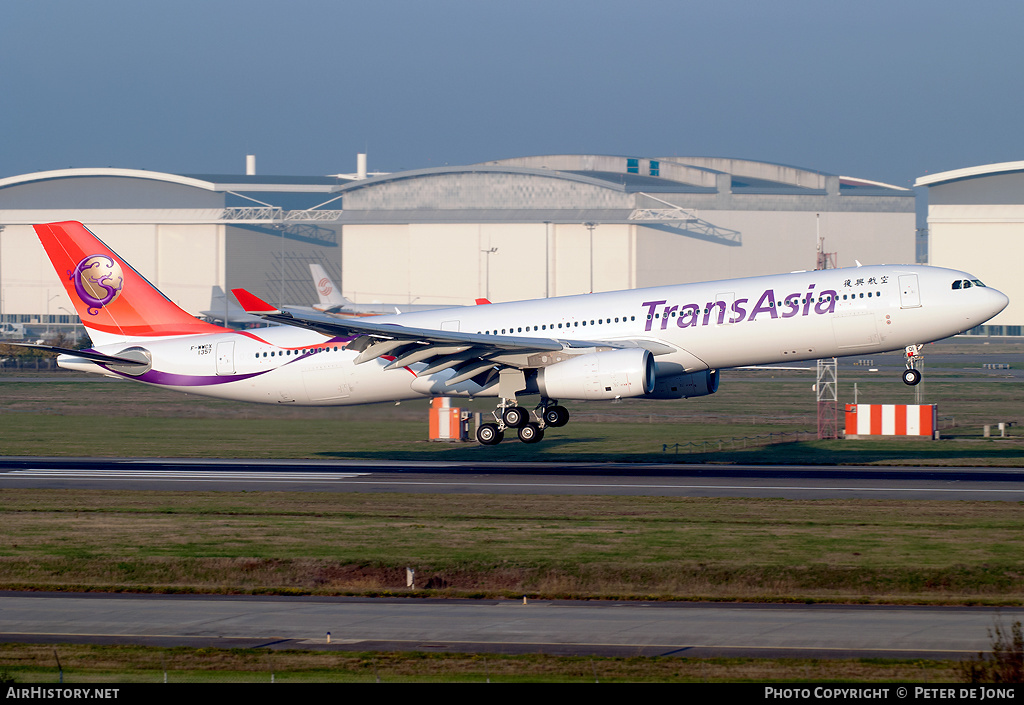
[{"x1": 641, "y1": 282, "x2": 847, "y2": 332}]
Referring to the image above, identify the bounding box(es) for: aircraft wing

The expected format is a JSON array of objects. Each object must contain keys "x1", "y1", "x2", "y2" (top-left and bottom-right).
[{"x1": 232, "y1": 288, "x2": 669, "y2": 385}]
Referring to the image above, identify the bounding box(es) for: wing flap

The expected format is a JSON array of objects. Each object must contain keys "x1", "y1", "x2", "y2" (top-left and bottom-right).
[
  {"x1": 384, "y1": 344, "x2": 472, "y2": 370},
  {"x1": 446, "y1": 360, "x2": 498, "y2": 386}
]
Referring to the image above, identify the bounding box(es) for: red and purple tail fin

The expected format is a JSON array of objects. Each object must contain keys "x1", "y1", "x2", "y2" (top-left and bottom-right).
[{"x1": 34, "y1": 221, "x2": 226, "y2": 344}]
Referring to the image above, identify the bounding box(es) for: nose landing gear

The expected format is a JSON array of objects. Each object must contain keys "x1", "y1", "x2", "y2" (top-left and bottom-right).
[{"x1": 902, "y1": 345, "x2": 923, "y2": 386}]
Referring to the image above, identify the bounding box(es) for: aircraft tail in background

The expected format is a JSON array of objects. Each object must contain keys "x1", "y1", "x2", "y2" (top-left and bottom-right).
[
  {"x1": 309, "y1": 263, "x2": 348, "y2": 308},
  {"x1": 200, "y1": 285, "x2": 264, "y2": 327},
  {"x1": 308, "y1": 262, "x2": 464, "y2": 315},
  {"x1": 34, "y1": 221, "x2": 225, "y2": 345}
]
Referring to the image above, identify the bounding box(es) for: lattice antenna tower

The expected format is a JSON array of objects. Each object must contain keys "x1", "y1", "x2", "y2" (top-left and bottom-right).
[
  {"x1": 815, "y1": 213, "x2": 839, "y2": 439},
  {"x1": 815, "y1": 213, "x2": 837, "y2": 272}
]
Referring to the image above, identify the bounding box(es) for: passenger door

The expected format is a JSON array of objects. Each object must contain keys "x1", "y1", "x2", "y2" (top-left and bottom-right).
[{"x1": 898, "y1": 274, "x2": 921, "y2": 308}]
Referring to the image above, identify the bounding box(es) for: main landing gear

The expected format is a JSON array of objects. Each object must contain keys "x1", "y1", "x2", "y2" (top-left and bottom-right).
[
  {"x1": 902, "y1": 344, "x2": 923, "y2": 386},
  {"x1": 476, "y1": 398, "x2": 570, "y2": 445}
]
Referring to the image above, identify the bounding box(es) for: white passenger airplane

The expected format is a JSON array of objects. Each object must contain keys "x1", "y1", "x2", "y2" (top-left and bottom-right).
[{"x1": 26, "y1": 221, "x2": 1008, "y2": 445}]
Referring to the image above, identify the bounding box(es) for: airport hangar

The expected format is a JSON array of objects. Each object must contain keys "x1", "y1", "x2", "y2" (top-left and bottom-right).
[
  {"x1": 916, "y1": 160, "x2": 1024, "y2": 337},
  {"x1": 0, "y1": 155, "x2": 916, "y2": 338}
]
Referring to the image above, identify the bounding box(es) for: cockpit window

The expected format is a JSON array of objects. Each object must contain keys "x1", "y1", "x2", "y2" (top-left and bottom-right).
[
  {"x1": 951, "y1": 280, "x2": 961, "y2": 290},
  {"x1": 963, "y1": 280, "x2": 972, "y2": 289},
  {"x1": 972, "y1": 279, "x2": 986, "y2": 287}
]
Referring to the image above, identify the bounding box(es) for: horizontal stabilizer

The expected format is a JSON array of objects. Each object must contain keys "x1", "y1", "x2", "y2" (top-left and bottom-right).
[{"x1": 8, "y1": 343, "x2": 149, "y2": 366}]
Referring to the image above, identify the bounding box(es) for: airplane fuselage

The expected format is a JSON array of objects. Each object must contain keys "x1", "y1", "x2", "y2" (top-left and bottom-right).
[{"x1": 59, "y1": 263, "x2": 1007, "y2": 406}]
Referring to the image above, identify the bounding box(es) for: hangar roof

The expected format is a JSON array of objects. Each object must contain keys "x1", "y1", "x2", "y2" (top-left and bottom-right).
[
  {"x1": 562, "y1": 170, "x2": 714, "y2": 193},
  {"x1": 0, "y1": 168, "x2": 349, "y2": 211},
  {"x1": 0, "y1": 168, "x2": 220, "y2": 192},
  {"x1": 0, "y1": 168, "x2": 346, "y2": 193},
  {"x1": 915, "y1": 161, "x2": 1024, "y2": 187},
  {"x1": 0, "y1": 157, "x2": 912, "y2": 217}
]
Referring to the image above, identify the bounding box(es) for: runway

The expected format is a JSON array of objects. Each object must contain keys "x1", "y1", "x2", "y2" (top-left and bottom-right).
[
  {"x1": 0, "y1": 591, "x2": 1019, "y2": 659},
  {"x1": 2, "y1": 456, "x2": 1024, "y2": 500}
]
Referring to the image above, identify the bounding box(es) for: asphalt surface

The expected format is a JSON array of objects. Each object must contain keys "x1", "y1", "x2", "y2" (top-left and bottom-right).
[
  {"x1": 1, "y1": 591, "x2": 1020, "y2": 659},
  {"x1": 2, "y1": 456, "x2": 1023, "y2": 500}
]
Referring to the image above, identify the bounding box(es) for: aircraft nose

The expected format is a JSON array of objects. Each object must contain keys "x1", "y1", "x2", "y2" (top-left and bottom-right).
[
  {"x1": 974, "y1": 282, "x2": 1007, "y2": 321},
  {"x1": 982, "y1": 286, "x2": 1010, "y2": 320}
]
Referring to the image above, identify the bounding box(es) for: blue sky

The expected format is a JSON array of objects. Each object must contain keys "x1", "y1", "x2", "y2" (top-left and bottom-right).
[{"x1": 3, "y1": 0, "x2": 1023, "y2": 188}]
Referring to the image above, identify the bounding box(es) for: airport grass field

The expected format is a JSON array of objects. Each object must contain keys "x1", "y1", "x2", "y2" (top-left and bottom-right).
[
  {"x1": 1, "y1": 357, "x2": 1022, "y2": 681},
  {"x1": 0, "y1": 355, "x2": 1023, "y2": 463},
  {"x1": 0, "y1": 488, "x2": 1023, "y2": 604},
  {"x1": 0, "y1": 643, "x2": 964, "y2": 683}
]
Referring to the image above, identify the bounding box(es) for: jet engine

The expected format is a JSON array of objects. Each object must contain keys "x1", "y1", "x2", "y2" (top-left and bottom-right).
[
  {"x1": 537, "y1": 348, "x2": 655, "y2": 400},
  {"x1": 643, "y1": 362, "x2": 719, "y2": 399}
]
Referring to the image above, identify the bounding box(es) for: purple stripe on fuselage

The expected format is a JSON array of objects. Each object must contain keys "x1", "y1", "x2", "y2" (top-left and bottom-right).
[
  {"x1": 110, "y1": 367, "x2": 273, "y2": 387},
  {"x1": 99, "y1": 334, "x2": 358, "y2": 386}
]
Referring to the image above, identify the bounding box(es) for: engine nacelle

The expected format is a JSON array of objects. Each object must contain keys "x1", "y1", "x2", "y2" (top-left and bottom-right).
[
  {"x1": 643, "y1": 362, "x2": 719, "y2": 399},
  {"x1": 537, "y1": 348, "x2": 655, "y2": 400}
]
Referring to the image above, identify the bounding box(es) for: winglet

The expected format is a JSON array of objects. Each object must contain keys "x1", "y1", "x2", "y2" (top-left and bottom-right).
[
  {"x1": 232, "y1": 288, "x2": 280, "y2": 314},
  {"x1": 475, "y1": 298, "x2": 492, "y2": 305}
]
